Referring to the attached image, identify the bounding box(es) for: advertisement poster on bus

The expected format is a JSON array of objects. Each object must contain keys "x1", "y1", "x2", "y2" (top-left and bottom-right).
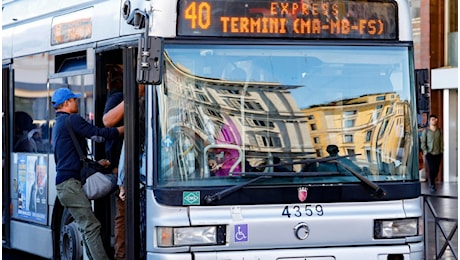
[{"x1": 17, "y1": 154, "x2": 48, "y2": 224}]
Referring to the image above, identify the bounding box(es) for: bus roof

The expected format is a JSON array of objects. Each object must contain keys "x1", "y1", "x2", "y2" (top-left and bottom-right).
[
  {"x1": 3, "y1": 0, "x2": 413, "y2": 60},
  {"x1": 2, "y1": 0, "x2": 152, "y2": 59}
]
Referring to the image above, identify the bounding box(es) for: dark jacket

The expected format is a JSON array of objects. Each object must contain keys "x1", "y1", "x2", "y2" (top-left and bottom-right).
[
  {"x1": 103, "y1": 89, "x2": 124, "y2": 169},
  {"x1": 52, "y1": 112, "x2": 119, "y2": 185}
]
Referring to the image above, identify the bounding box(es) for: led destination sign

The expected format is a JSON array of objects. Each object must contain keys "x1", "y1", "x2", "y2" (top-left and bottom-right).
[{"x1": 178, "y1": 0, "x2": 398, "y2": 39}]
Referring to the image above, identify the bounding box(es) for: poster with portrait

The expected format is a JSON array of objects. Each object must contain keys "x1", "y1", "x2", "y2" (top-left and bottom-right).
[{"x1": 17, "y1": 154, "x2": 48, "y2": 224}]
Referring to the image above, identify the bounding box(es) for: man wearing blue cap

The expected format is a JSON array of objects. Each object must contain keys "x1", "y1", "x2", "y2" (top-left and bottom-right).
[{"x1": 52, "y1": 87, "x2": 124, "y2": 260}]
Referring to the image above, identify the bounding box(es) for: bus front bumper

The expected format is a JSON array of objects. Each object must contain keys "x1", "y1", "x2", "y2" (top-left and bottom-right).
[{"x1": 148, "y1": 241, "x2": 424, "y2": 260}]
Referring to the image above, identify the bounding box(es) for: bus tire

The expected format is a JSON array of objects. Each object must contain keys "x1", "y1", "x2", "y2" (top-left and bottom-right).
[{"x1": 59, "y1": 209, "x2": 83, "y2": 260}]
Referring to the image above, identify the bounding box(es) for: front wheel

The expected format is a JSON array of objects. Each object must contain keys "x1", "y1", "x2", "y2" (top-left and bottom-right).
[{"x1": 59, "y1": 209, "x2": 83, "y2": 260}]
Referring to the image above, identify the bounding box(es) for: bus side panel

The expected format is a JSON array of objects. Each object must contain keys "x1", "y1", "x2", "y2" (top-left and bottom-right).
[
  {"x1": 2, "y1": 0, "x2": 104, "y2": 27},
  {"x1": 48, "y1": 154, "x2": 57, "y2": 211},
  {"x1": 10, "y1": 220, "x2": 54, "y2": 259},
  {"x1": 2, "y1": 29, "x2": 13, "y2": 60},
  {"x1": 9, "y1": 153, "x2": 58, "y2": 225},
  {"x1": 11, "y1": 18, "x2": 52, "y2": 59},
  {"x1": 6, "y1": 1, "x2": 140, "y2": 58}
]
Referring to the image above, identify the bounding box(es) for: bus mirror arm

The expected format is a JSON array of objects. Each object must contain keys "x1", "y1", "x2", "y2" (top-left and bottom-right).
[{"x1": 137, "y1": 16, "x2": 163, "y2": 85}]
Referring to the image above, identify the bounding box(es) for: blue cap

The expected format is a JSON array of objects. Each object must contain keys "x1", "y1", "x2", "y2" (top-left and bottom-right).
[{"x1": 51, "y1": 88, "x2": 82, "y2": 108}]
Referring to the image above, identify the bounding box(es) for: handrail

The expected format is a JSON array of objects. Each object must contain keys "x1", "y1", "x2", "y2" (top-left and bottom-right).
[
  {"x1": 423, "y1": 193, "x2": 458, "y2": 260},
  {"x1": 203, "y1": 144, "x2": 243, "y2": 177}
]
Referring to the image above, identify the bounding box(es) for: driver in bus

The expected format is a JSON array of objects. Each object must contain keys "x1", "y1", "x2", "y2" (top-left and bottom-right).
[
  {"x1": 301, "y1": 145, "x2": 362, "y2": 174},
  {"x1": 321, "y1": 145, "x2": 362, "y2": 174}
]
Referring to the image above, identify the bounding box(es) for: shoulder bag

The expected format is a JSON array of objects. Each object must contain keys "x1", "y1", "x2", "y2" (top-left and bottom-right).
[{"x1": 65, "y1": 117, "x2": 117, "y2": 200}]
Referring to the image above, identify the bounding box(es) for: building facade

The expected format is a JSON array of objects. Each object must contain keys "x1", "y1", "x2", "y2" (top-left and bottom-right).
[{"x1": 412, "y1": 0, "x2": 458, "y2": 182}]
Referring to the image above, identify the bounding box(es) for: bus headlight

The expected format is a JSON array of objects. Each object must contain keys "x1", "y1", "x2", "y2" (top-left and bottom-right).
[
  {"x1": 374, "y1": 218, "x2": 419, "y2": 239},
  {"x1": 158, "y1": 225, "x2": 226, "y2": 247}
]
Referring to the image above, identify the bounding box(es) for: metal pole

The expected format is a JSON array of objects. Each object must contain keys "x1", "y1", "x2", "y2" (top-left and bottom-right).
[{"x1": 124, "y1": 47, "x2": 141, "y2": 260}]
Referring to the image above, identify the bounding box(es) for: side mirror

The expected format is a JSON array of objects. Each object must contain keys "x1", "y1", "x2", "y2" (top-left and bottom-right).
[{"x1": 137, "y1": 36, "x2": 163, "y2": 85}]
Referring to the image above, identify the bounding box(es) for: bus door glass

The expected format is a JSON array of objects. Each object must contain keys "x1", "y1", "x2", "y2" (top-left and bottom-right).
[
  {"x1": 49, "y1": 73, "x2": 96, "y2": 154},
  {"x1": 12, "y1": 54, "x2": 51, "y2": 225},
  {"x1": 3, "y1": 65, "x2": 12, "y2": 243}
]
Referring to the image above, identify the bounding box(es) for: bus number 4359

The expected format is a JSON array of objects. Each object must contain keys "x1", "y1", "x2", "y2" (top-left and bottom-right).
[{"x1": 282, "y1": 205, "x2": 324, "y2": 218}]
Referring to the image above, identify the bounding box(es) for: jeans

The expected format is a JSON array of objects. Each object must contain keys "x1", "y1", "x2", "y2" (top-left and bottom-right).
[
  {"x1": 426, "y1": 153, "x2": 442, "y2": 186},
  {"x1": 56, "y1": 178, "x2": 109, "y2": 260}
]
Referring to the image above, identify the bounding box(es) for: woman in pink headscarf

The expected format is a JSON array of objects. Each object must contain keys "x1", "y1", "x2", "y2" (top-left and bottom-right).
[{"x1": 208, "y1": 118, "x2": 242, "y2": 176}]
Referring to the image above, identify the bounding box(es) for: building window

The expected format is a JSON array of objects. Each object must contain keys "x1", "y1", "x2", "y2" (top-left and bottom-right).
[
  {"x1": 346, "y1": 149, "x2": 356, "y2": 161},
  {"x1": 237, "y1": 100, "x2": 264, "y2": 111},
  {"x1": 366, "y1": 149, "x2": 372, "y2": 162},
  {"x1": 246, "y1": 134, "x2": 257, "y2": 146},
  {"x1": 343, "y1": 110, "x2": 357, "y2": 116},
  {"x1": 246, "y1": 118, "x2": 275, "y2": 128},
  {"x1": 310, "y1": 124, "x2": 317, "y2": 131},
  {"x1": 372, "y1": 111, "x2": 381, "y2": 123},
  {"x1": 194, "y1": 114, "x2": 204, "y2": 131},
  {"x1": 366, "y1": 130, "x2": 372, "y2": 142},
  {"x1": 378, "y1": 120, "x2": 389, "y2": 139},
  {"x1": 228, "y1": 99, "x2": 240, "y2": 108},
  {"x1": 197, "y1": 93, "x2": 209, "y2": 102},
  {"x1": 343, "y1": 119, "x2": 355, "y2": 128},
  {"x1": 313, "y1": 137, "x2": 320, "y2": 144},
  {"x1": 343, "y1": 134, "x2": 353, "y2": 143},
  {"x1": 217, "y1": 88, "x2": 244, "y2": 95},
  {"x1": 256, "y1": 135, "x2": 281, "y2": 147},
  {"x1": 205, "y1": 108, "x2": 223, "y2": 119}
]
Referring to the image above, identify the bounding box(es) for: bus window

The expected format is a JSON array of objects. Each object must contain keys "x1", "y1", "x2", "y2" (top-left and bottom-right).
[
  {"x1": 49, "y1": 74, "x2": 95, "y2": 134},
  {"x1": 12, "y1": 54, "x2": 51, "y2": 225},
  {"x1": 13, "y1": 111, "x2": 35, "y2": 152},
  {"x1": 13, "y1": 54, "x2": 51, "y2": 154}
]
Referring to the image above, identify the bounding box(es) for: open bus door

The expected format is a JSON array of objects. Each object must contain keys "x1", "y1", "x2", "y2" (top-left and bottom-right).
[
  {"x1": 124, "y1": 47, "x2": 141, "y2": 260},
  {"x1": 124, "y1": 36, "x2": 163, "y2": 259},
  {"x1": 2, "y1": 64, "x2": 12, "y2": 247}
]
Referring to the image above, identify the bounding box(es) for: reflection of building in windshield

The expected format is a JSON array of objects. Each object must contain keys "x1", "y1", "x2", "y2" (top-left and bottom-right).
[
  {"x1": 163, "y1": 53, "x2": 315, "y2": 176},
  {"x1": 302, "y1": 92, "x2": 410, "y2": 175}
]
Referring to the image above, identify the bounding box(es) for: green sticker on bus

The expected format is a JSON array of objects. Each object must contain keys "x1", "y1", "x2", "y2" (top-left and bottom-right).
[{"x1": 183, "y1": 191, "x2": 200, "y2": 205}]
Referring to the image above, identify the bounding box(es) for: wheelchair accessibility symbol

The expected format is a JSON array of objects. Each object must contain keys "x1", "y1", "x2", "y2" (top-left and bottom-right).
[{"x1": 234, "y1": 224, "x2": 248, "y2": 242}]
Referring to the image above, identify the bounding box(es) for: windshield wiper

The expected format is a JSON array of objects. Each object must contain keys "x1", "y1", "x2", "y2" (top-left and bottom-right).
[
  {"x1": 203, "y1": 170, "x2": 344, "y2": 204},
  {"x1": 204, "y1": 175, "x2": 271, "y2": 204},
  {"x1": 334, "y1": 160, "x2": 386, "y2": 198},
  {"x1": 251, "y1": 153, "x2": 386, "y2": 198},
  {"x1": 204, "y1": 154, "x2": 386, "y2": 204}
]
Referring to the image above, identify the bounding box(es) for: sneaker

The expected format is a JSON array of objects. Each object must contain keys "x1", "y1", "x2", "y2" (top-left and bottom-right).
[{"x1": 430, "y1": 185, "x2": 436, "y2": 193}]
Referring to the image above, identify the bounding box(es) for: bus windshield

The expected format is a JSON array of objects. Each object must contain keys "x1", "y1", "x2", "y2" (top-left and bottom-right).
[{"x1": 158, "y1": 44, "x2": 416, "y2": 187}]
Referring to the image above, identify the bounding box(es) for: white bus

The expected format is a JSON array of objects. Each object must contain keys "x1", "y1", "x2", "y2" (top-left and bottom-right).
[{"x1": 3, "y1": 0, "x2": 423, "y2": 259}]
